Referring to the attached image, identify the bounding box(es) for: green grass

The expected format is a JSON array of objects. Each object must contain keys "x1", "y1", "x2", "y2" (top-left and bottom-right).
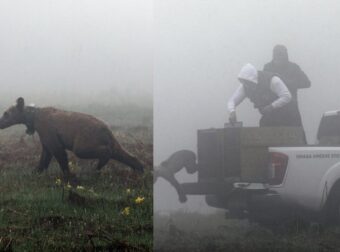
[
  {"x1": 154, "y1": 211, "x2": 340, "y2": 252},
  {"x1": 0, "y1": 125, "x2": 152, "y2": 251}
]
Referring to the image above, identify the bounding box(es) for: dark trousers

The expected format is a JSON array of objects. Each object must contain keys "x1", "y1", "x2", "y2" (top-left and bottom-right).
[{"x1": 259, "y1": 104, "x2": 307, "y2": 144}]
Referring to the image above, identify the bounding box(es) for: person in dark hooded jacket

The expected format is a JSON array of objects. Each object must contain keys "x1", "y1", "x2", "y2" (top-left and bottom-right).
[{"x1": 263, "y1": 45, "x2": 311, "y2": 131}]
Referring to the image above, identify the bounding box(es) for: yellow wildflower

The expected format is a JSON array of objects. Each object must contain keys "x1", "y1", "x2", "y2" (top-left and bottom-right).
[
  {"x1": 76, "y1": 185, "x2": 85, "y2": 190},
  {"x1": 126, "y1": 188, "x2": 131, "y2": 194},
  {"x1": 135, "y1": 196, "x2": 145, "y2": 204},
  {"x1": 66, "y1": 183, "x2": 72, "y2": 189},
  {"x1": 68, "y1": 161, "x2": 80, "y2": 173},
  {"x1": 68, "y1": 162, "x2": 74, "y2": 170},
  {"x1": 87, "y1": 188, "x2": 98, "y2": 196},
  {"x1": 121, "y1": 207, "x2": 130, "y2": 216},
  {"x1": 55, "y1": 178, "x2": 62, "y2": 186}
]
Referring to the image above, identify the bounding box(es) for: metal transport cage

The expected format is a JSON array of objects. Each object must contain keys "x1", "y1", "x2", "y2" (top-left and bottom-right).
[{"x1": 182, "y1": 126, "x2": 305, "y2": 196}]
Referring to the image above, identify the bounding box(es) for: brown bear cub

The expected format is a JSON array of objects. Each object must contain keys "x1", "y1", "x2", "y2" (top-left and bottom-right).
[
  {"x1": 0, "y1": 97, "x2": 144, "y2": 180},
  {"x1": 154, "y1": 150, "x2": 197, "y2": 203}
]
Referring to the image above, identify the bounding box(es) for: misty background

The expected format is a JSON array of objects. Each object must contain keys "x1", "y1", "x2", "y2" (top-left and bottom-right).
[
  {"x1": 0, "y1": 0, "x2": 152, "y2": 119},
  {"x1": 154, "y1": 0, "x2": 340, "y2": 213}
]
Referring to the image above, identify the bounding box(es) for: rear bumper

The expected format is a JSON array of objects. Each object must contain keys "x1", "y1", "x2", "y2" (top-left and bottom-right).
[
  {"x1": 182, "y1": 181, "x2": 316, "y2": 221},
  {"x1": 181, "y1": 180, "x2": 269, "y2": 195},
  {"x1": 182, "y1": 180, "x2": 283, "y2": 211},
  {"x1": 204, "y1": 188, "x2": 284, "y2": 217}
]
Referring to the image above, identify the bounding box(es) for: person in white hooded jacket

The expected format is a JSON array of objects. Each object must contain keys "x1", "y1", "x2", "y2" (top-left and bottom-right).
[{"x1": 228, "y1": 63, "x2": 300, "y2": 127}]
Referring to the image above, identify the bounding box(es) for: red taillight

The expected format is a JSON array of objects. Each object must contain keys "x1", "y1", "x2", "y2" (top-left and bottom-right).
[{"x1": 267, "y1": 152, "x2": 288, "y2": 185}]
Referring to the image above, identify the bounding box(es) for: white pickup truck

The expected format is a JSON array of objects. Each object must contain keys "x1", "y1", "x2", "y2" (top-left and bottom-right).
[{"x1": 182, "y1": 111, "x2": 340, "y2": 224}]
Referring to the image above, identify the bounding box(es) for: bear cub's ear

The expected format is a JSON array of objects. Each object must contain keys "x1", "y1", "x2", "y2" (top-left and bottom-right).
[{"x1": 16, "y1": 97, "x2": 25, "y2": 111}]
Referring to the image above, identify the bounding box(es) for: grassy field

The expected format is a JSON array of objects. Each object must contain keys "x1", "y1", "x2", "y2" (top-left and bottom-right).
[
  {"x1": 0, "y1": 106, "x2": 153, "y2": 251},
  {"x1": 154, "y1": 211, "x2": 340, "y2": 252}
]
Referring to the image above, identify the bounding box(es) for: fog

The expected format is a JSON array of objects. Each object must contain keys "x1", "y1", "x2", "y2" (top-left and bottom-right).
[
  {"x1": 0, "y1": 0, "x2": 152, "y2": 108},
  {"x1": 154, "y1": 0, "x2": 340, "y2": 213}
]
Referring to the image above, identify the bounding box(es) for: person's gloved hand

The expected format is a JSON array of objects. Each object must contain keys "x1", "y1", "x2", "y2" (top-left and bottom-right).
[
  {"x1": 229, "y1": 111, "x2": 237, "y2": 124},
  {"x1": 259, "y1": 104, "x2": 274, "y2": 115}
]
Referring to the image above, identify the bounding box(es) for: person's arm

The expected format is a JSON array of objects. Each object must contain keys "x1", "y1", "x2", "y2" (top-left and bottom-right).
[
  {"x1": 270, "y1": 76, "x2": 292, "y2": 109},
  {"x1": 293, "y1": 64, "x2": 311, "y2": 89},
  {"x1": 298, "y1": 69, "x2": 311, "y2": 89},
  {"x1": 227, "y1": 85, "x2": 246, "y2": 112}
]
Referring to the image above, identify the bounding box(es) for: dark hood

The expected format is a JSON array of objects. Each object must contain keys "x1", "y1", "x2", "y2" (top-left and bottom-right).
[{"x1": 272, "y1": 45, "x2": 289, "y2": 64}]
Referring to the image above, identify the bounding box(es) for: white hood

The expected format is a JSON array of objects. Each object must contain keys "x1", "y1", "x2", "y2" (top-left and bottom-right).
[{"x1": 238, "y1": 63, "x2": 258, "y2": 84}]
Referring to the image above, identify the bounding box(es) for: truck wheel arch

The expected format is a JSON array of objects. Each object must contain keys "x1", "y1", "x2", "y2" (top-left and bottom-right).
[{"x1": 319, "y1": 162, "x2": 340, "y2": 210}]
